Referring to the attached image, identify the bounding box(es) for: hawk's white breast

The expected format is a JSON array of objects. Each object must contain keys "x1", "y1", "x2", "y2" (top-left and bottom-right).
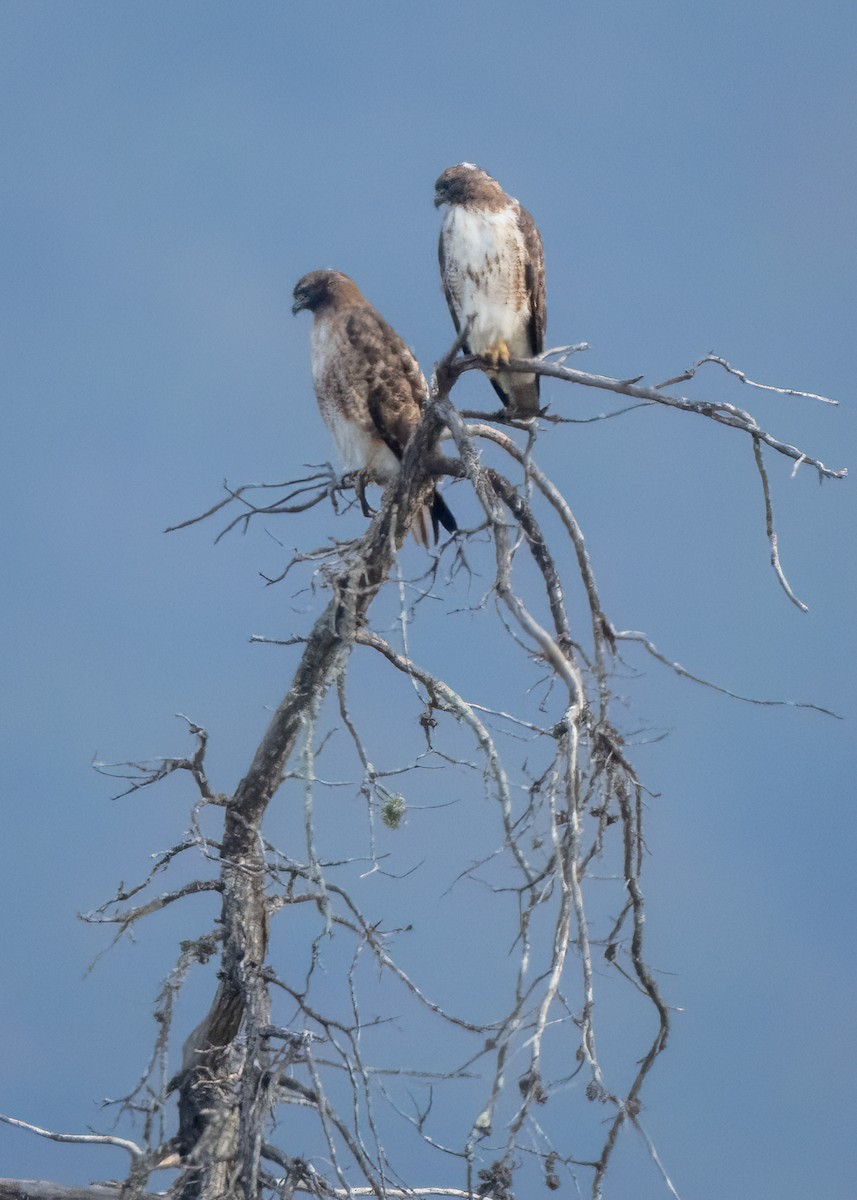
[{"x1": 442, "y1": 204, "x2": 530, "y2": 358}]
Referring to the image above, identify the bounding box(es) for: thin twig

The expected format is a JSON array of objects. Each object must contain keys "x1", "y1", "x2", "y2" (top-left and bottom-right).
[
  {"x1": 752, "y1": 435, "x2": 809, "y2": 611},
  {"x1": 658, "y1": 352, "x2": 838, "y2": 406}
]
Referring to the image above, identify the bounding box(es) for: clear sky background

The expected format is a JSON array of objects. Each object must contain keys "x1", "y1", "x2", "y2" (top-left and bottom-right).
[{"x1": 1, "y1": 3, "x2": 855, "y2": 1198}]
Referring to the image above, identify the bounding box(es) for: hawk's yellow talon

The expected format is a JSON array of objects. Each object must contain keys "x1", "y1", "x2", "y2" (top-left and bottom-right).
[{"x1": 482, "y1": 339, "x2": 510, "y2": 369}]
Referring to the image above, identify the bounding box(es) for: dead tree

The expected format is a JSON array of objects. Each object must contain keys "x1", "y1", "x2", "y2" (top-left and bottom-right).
[{"x1": 0, "y1": 345, "x2": 845, "y2": 1200}]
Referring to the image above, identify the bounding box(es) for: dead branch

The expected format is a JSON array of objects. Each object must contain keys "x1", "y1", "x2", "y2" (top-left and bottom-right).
[
  {"x1": 657, "y1": 351, "x2": 838, "y2": 405},
  {"x1": 450, "y1": 352, "x2": 846, "y2": 479},
  {"x1": 0, "y1": 1113, "x2": 142, "y2": 1159},
  {"x1": 614, "y1": 629, "x2": 840, "y2": 717}
]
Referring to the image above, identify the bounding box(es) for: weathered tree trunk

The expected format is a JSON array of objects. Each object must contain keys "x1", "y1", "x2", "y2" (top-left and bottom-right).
[{"x1": 171, "y1": 398, "x2": 447, "y2": 1198}]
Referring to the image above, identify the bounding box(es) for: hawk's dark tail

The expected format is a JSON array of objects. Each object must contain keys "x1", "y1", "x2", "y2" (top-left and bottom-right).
[
  {"x1": 430, "y1": 489, "x2": 457, "y2": 540},
  {"x1": 412, "y1": 490, "x2": 457, "y2": 549},
  {"x1": 492, "y1": 372, "x2": 541, "y2": 417}
]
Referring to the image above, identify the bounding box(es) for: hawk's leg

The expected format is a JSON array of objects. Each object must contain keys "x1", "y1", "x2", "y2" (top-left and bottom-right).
[{"x1": 354, "y1": 471, "x2": 376, "y2": 519}]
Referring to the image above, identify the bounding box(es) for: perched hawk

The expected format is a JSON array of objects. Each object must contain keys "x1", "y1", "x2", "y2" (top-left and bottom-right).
[
  {"x1": 435, "y1": 163, "x2": 546, "y2": 416},
  {"x1": 291, "y1": 269, "x2": 456, "y2": 546}
]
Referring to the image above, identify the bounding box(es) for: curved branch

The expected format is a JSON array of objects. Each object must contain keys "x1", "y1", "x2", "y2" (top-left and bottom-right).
[
  {"x1": 614, "y1": 629, "x2": 840, "y2": 717},
  {"x1": 434, "y1": 392, "x2": 587, "y2": 714},
  {"x1": 0, "y1": 1113, "x2": 142, "y2": 1159},
  {"x1": 354, "y1": 628, "x2": 535, "y2": 887},
  {"x1": 450, "y1": 354, "x2": 846, "y2": 480},
  {"x1": 752, "y1": 434, "x2": 808, "y2": 610},
  {"x1": 81, "y1": 879, "x2": 222, "y2": 930},
  {"x1": 658, "y1": 352, "x2": 838, "y2": 406}
]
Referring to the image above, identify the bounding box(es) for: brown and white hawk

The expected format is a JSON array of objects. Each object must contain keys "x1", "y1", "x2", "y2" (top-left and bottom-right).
[
  {"x1": 435, "y1": 163, "x2": 546, "y2": 416},
  {"x1": 291, "y1": 269, "x2": 456, "y2": 546}
]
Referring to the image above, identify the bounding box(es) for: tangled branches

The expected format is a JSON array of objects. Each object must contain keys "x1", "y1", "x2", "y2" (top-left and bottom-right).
[{"x1": 1, "y1": 346, "x2": 843, "y2": 1200}]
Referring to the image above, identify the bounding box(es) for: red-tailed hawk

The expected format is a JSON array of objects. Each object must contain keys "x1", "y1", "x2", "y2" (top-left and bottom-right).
[
  {"x1": 435, "y1": 163, "x2": 546, "y2": 416},
  {"x1": 292, "y1": 269, "x2": 456, "y2": 546}
]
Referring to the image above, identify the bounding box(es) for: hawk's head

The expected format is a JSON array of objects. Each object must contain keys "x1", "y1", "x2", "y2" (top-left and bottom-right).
[
  {"x1": 292, "y1": 270, "x2": 362, "y2": 315},
  {"x1": 434, "y1": 163, "x2": 500, "y2": 208}
]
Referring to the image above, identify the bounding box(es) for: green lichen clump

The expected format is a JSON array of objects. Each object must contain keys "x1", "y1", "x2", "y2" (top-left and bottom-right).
[{"x1": 381, "y1": 793, "x2": 406, "y2": 829}]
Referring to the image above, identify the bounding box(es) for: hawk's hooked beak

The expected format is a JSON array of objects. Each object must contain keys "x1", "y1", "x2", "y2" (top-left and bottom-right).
[
  {"x1": 433, "y1": 194, "x2": 443, "y2": 208},
  {"x1": 291, "y1": 296, "x2": 307, "y2": 315}
]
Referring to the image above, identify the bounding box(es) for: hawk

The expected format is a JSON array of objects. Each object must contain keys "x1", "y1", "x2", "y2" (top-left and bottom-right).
[
  {"x1": 435, "y1": 163, "x2": 546, "y2": 416},
  {"x1": 291, "y1": 269, "x2": 456, "y2": 546}
]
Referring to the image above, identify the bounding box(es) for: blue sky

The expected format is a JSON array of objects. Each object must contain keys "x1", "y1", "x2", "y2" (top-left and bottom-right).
[{"x1": 1, "y1": 3, "x2": 855, "y2": 1197}]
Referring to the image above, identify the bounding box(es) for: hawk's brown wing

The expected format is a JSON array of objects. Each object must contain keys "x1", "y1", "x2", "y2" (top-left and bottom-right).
[
  {"x1": 344, "y1": 307, "x2": 426, "y2": 460},
  {"x1": 342, "y1": 305, "x2": 455, "y2": 544},
  {"x1": 517, "y1": 203, "x2": 546, "y2": 357}
]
